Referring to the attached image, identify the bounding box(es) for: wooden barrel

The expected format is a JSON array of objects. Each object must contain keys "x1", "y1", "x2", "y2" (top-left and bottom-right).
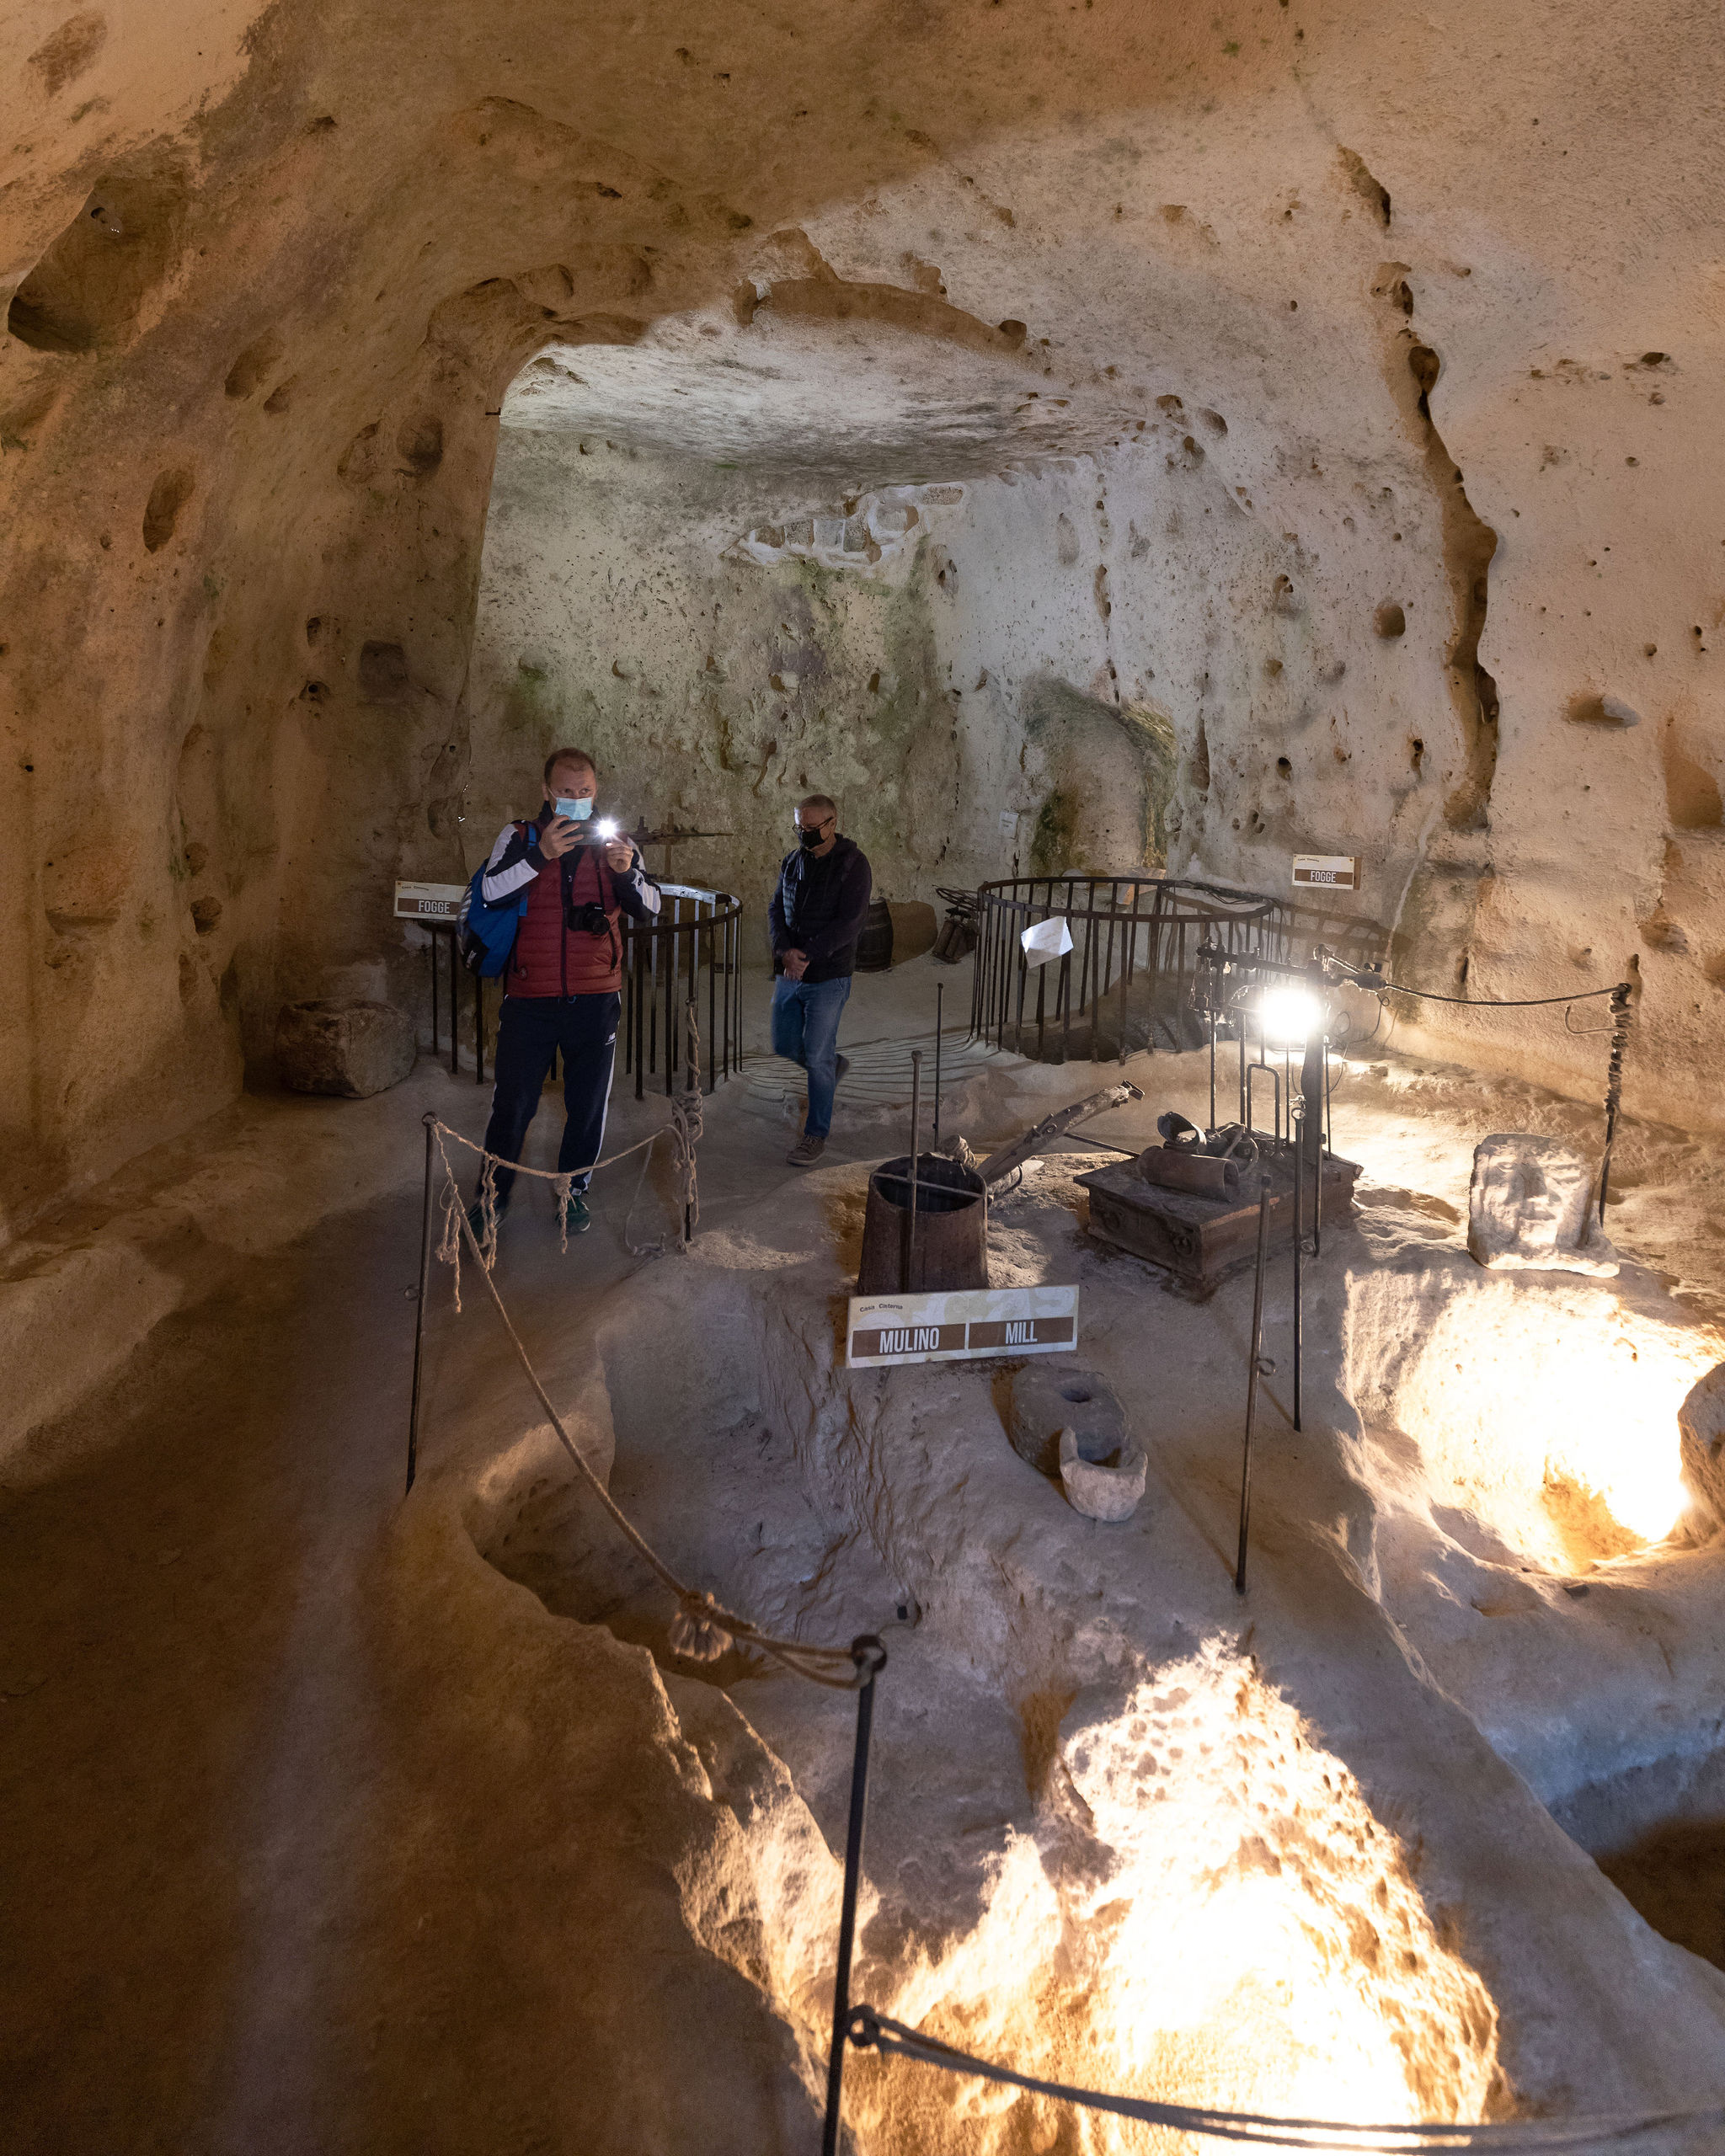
[
  {"x1": 857, "y1": 1153, "x2": 989, "y2": 1294},
  {"x1": 854, "y1": 896, "x2": 894, "y2": 972}
]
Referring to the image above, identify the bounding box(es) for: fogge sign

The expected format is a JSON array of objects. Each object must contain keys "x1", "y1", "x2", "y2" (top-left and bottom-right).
[
  {"x1": 846, "y1": 1284, "x2": 1080, "y2": 1368},
  {"x1": 394, "y1": 879, "x2": 467, "y2": 921},
  {"x1": 1290, "y1": 854, "x2": 1359, "y2": 891}
]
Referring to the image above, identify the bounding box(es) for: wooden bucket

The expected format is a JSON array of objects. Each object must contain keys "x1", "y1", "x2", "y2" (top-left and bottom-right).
[{"x1": 857, "y1": 1152, "x2": 989, "y2": 1294}]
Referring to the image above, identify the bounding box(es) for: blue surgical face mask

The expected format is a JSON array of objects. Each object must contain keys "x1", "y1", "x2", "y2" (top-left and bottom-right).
[{"x1": 555, "y1": 796, "x2": 594, "y2": 821}]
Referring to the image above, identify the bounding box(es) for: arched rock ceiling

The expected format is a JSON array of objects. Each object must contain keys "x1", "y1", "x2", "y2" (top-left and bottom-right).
[
  {"x1": 3, "y1": 0, "x2": 1724, "y2": 1219},
  {"x1": 502, "y1": 307, "x2": 1134, "y2": 490}
]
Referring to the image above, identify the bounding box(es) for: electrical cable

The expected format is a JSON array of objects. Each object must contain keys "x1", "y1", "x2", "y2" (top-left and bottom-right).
[
  {"x1": 1327, "y1": 958, "x2": 1621, "y2": 1011},
  {"x1": 846, "y1": 2007, "x2": 1723, "y2": 2153}
]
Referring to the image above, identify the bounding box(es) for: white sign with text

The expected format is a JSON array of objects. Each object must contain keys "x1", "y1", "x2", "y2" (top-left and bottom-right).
[
  {"x1": 1290, "y1": 855, "x2": 1359, "y2": 891},
  {"x1": 393, "y1": 880, "x2": 467, "y2": 921},
  {"x1": 847, "y1": 1283, "x2": 1080, "y2": 1368}
]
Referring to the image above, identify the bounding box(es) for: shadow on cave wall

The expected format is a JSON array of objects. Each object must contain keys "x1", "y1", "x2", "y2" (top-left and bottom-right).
[{"x1": 1021, "y1": 675, "x2": 1178, "y2": 877}]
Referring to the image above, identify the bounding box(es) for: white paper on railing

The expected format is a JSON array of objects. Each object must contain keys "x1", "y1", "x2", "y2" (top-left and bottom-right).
[{"x1": 1020, "y1": 915, "x2": 1074, "y2": 968}]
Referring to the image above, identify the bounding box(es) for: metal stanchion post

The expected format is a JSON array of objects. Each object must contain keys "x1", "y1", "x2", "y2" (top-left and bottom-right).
[
  {"x1": 821, "y1": 1635, "x2": 889, "y2": 2156},
  {"x1": 1234, "y1": 1176, "x2": 1273, "y2": 1595},
  {"x1": 903, "y1": 1050, "x2": 923, "y2": 1293},
  {"x1": 406, "y1": 1110, "x2": 436, "y2": 1496},
  {"x1": 684, "y1": 992, "x2": 697, "y2": 1248}
]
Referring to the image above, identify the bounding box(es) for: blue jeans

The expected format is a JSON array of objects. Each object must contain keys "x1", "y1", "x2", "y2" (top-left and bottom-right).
[
  {"x1": 772, "y1": 974, "x2": 851, "y2": 1138},
  {"x1": 480, "y1": 992, "x2": 620, "y2": 1203}
]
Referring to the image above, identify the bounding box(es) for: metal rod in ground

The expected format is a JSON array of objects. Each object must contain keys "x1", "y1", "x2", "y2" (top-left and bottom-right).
[
  {"x1": 933, "y1": 982, "x2": 944, "y2": 1145},
  {"x1": 904, "y1": 1049, "x2": 923, "y2": 1292},
  {"x1": 821, "y1": 1635, "x2": 889, "y2": 2156},
  {"x1": 683, "y1": 993, "x2": 698, "y2": 1247},
  {"x1": 1291, "y1": 1094, "x2": 1305, "y2": 1434},
  {"x1": 405, "y1": 1110, "x2": 436, "y2": 1497},
  {"x1": 1313, "y1": 1070, "x2": 1323, "y2": 1256},
  {"x1": 1234, "y1": 1175, "x2": 1274, "y2": 1596},
  {"x1": 1299, "y1": 1027, "x2": 1325, "y2": 1258}
]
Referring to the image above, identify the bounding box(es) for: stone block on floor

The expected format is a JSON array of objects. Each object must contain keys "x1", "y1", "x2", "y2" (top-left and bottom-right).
[
  {"x1": 275, "y1": 998, "x2": 417, "y2": 1098},
  {"x1": 1466, "y1": 1133, "x2": 1620, "y2": 1277},
  {"x1": 1007, "y1": 1362, "x2": 1129, "y2": 1478}
]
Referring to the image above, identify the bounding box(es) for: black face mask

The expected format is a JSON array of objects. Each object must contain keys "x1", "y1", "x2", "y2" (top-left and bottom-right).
[{"x1": 798, "y1": 826, "x2": 826, "y2": 851}]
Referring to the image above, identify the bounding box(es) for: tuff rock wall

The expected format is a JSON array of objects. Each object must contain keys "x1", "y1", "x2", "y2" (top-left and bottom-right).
[{"x1": 3, "y1": 0, "x2": 1723, "y2": 1234}]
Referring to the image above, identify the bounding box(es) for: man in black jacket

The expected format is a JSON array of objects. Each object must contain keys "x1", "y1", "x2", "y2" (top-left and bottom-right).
[{"x1": 768, "y1": 795, "x2": 872, "y2": 1166}]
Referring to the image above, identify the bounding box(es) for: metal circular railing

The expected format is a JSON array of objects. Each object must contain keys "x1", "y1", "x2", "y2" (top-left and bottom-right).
[
  {"x1": 968, "y1": 873, "x2": 1386, "y2": 1065},
  {"x1": 621, "y1": 883, "x2": 745, "y2": 1099}
]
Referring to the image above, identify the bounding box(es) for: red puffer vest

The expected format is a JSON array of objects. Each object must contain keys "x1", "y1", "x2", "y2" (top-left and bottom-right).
[{"x1": 505, "y1": 837, "x2": 624, "y2": 1000}]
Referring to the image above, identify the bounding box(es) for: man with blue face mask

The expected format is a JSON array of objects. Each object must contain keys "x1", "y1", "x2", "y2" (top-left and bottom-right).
[
  {"x1": 469, "y1": 746, "x2": 659, "y2": 1236},
  {"x1": 769, "y1": 794, "x2": 872, "y2": 1166}
]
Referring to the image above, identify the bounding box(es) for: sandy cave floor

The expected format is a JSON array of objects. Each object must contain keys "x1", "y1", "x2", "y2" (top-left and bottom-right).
[{"x1": 5, "y1": 953, "x2": 1725, "y2": 2151}]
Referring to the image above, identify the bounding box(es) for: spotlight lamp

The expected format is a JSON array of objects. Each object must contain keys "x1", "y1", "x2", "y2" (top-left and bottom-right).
[{"x1": 1258, "y1": 983, "x2": 1322, "y2": 1049}]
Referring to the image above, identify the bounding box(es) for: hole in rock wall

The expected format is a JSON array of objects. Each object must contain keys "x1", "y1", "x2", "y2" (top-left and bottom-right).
[
  {"x1": 8, "y1": 163, "x2": 189, "y2": 354},
  {"x1": 142, "y1": 466, "x2": 195, "y2": 552}
]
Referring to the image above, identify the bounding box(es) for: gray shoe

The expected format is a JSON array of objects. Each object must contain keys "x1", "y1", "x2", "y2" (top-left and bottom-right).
[{"x1": 787, "y1": 1132, "x2": 826, "y2": 1167}]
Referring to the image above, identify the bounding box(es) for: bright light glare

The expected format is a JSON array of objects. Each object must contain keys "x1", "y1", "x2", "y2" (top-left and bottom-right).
[
  {"x1": 849, "y1": 1644, "x2": 1499, "y2": 2148},
  {"x1": 1375, "y1": 1281, "x2": 1715, "y2": 1556},
  {"x1": 595, "y1": 818, "x2": 620, "y2": 840},
  {"x1": 1260, "y1": 984, "x2": 1322, "y2": 1048}
]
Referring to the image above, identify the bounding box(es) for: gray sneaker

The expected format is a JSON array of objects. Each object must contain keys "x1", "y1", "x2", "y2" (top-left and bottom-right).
[{"x1": 787, "y1": 1132, "x2": 826, "y2": 1167}]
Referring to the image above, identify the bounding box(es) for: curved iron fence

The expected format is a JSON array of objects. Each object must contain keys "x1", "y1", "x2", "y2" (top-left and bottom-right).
[
  {"x1": 622, "y1": 883, "x2": 745, "y2": 1098},
  {"x1": 968, "y1": 874, "x2": 1387, "y2": 1065}
]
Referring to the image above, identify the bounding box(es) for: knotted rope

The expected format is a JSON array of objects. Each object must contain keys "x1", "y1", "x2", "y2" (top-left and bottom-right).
[
  {"x1": 671, "y1": 1000, "x2": 703, "y2": 1238},
  {"x1": 1595, "y1": 980, "x2": 1634, "y2": 1223},
  {"x1": 431, "y1": 1120, "x2": 668, "y2": 1301},
  {"x1": 425, "y1": 1123, "x2": 861, "y2": 1688}
]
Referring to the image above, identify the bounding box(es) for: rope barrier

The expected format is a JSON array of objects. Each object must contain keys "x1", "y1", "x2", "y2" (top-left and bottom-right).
[
  {"x1": 424, "y1": 1122, "x2": 861, "y2": 1689},
  {"x1": 844, "y1": 2007, "x2": 1723, "y2": 2153},
  {"x1": 433, "y1": 1119, "x2": 665, "y2": 1261}
]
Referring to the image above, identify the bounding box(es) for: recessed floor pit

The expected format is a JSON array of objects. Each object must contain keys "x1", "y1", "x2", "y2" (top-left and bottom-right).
[{"x1": 474, "y1": 1113, "x2": 1725, "y2": 2148}]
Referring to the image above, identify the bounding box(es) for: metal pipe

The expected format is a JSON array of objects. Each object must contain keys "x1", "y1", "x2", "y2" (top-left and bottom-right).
[
  {"x1": 1234, "y1": 1175, "x2": 1274, "y2": 1596},
  {"x1": 933, "y1": 982, "x2": 943, "y2": 1144},
  {"x1": 1244, "y1": 1061, "x2": 1281, "y2": 1143},
  {"x1": 820, "y1": 1636, "x2": 889, "y2": 2156},
  {"x1": 905, "y1": 1049, "x2": 923, "y2": 1291},
  {"x1": 406, "y1": 1111, "x2": 436, "y2": 1497}
]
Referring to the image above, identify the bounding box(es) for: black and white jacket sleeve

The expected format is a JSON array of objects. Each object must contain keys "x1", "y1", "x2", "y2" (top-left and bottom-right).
[
  {"x1": 478, "y1": 822, "x2": 662, "y2": 919},
  {"x1": 611, "y1": 845, "x2": 661, "y2": 921},
  {"x1": 478, "y1": 822, "x2": 543, "y2": 907}
]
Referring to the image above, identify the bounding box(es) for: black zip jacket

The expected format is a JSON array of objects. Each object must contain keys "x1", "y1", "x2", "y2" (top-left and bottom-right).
[{"x1": 768, "y1": 835, "x2": 873, "y2": 984}]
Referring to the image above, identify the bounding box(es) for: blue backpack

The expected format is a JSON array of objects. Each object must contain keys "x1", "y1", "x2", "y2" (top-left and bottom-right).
[{"x1": 457, "y1": 825, "x2": 531, "y2": 978}]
